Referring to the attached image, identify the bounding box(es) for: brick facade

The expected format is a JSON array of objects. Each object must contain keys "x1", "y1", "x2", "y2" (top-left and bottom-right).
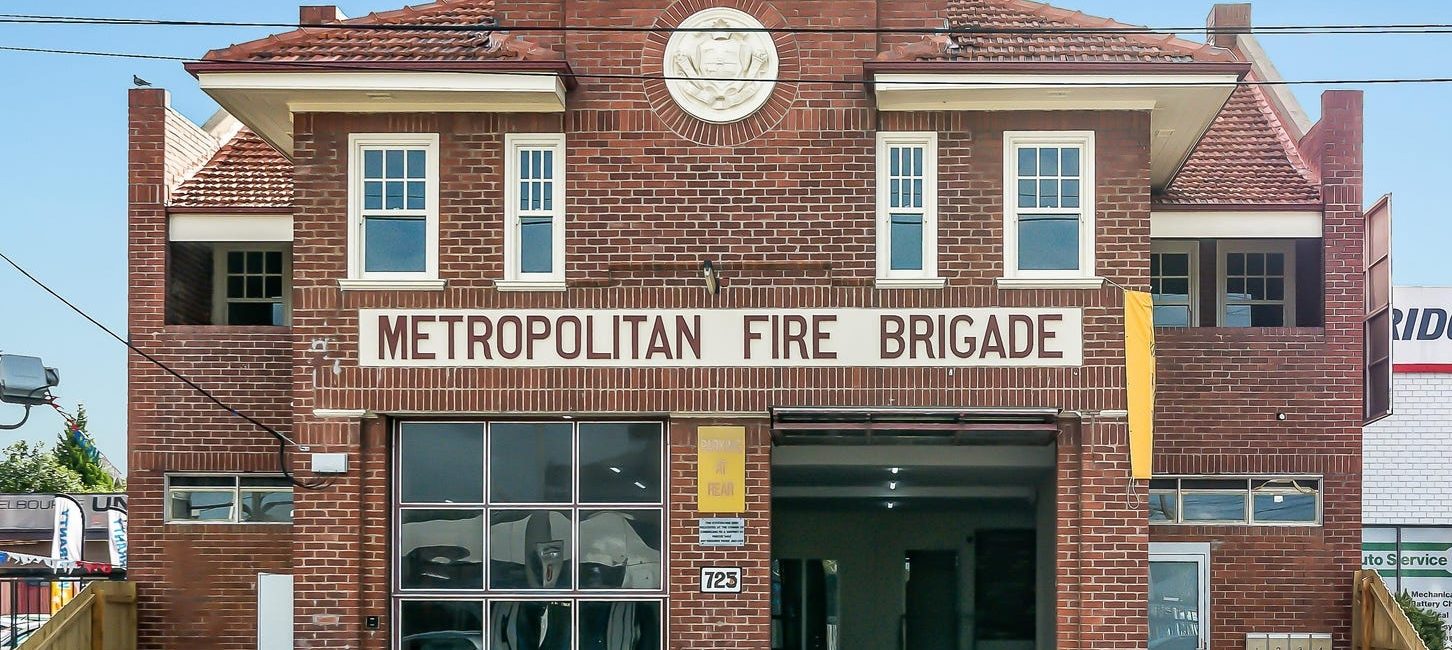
[{"x1": 125, "y1": 2, "x2": 1367, "y2": 649}]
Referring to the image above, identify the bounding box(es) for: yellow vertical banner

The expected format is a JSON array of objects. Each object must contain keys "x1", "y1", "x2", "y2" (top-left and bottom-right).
[
  {"x1": 697, "y1": 426, "x2": 746, "y2": 513},
  {"x1": 1124, "y1": 290, "x2": 1157, "y2": 480}
]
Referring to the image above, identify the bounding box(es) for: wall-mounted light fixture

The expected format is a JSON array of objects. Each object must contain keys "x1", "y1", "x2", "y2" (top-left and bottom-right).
[{"x1": 701, "y1": 260, "x2": 721, "y2": 295}]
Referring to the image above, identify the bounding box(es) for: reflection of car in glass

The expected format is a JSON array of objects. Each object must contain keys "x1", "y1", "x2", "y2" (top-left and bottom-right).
[{"x1": 400, "y1": 630, "x2": 483, "y2": 650}]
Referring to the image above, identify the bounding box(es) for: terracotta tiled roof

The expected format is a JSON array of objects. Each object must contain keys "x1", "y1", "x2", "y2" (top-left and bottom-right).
[
  {"x1": 170, "y1": 130, "x2": 293, "y2": 210},
  {"x1": 202, "y1": 0, "x2": 554, "y2": 63},
  {"x1": 879, "y1": 0, "x2": 1235, "y2": 63},
  {"x1": 1157, "y1": 84, "x2": 1320, "y2": 205}
]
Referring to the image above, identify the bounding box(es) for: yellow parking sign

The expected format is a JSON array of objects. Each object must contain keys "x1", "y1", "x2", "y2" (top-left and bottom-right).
[{"x1": 697, "y1": 426, "x2": 746, "y2": 513}]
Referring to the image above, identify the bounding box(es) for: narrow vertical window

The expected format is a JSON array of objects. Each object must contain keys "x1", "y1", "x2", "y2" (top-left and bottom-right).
[
  {"x1": 1002, "y1": 131, "x2": 1095, "y2": 284},
  {"x1": 346, "y1": 134, "x2": 440, "y2": 286},
  {"x1": 502, "y1": 133, "x2": 566, "y2": 291},
  {"x1": 875, "y1": 132, "x2": 941, "y2": 288},
  {"x1": 1149, "y1": 241, "x2": 1197, "y2": 327},
  {"x1": 1219, "y1": 241, "x2": 1295, "y2": 327}
]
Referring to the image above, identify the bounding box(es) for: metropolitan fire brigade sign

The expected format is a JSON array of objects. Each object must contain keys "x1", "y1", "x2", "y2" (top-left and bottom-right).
[{"x1": 358, "y1": 308, "x2": 1083, "y2": 368}]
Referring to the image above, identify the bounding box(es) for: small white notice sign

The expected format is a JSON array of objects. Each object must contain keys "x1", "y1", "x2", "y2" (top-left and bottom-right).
[
  {"x1": 700, "y1": 567, "x2": 742, "y2": 593},
  {"x1": 698, "y1": 517, "x2": 746, "y2": 546}
]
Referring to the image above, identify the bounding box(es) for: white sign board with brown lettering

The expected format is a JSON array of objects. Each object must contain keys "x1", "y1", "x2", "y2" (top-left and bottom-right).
[{"x1": 358, "y1": 308, "x2": 1083, "y2": 368}]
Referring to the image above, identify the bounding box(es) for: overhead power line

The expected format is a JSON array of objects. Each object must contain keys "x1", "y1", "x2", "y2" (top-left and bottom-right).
[
  {"x1": 6, "y1": 43, "x2": 1452, "y2": 89},
  {"x1": 0, "y1": 249, "x2": 333, "y2": 491},
  {"x1": 6, "y1": 12, "x2": 1452, "y2": 36}
]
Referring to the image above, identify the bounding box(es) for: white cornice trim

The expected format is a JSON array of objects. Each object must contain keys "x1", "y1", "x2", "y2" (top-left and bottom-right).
[
  {"x1": 494, "y1": 279, "x2": 567, "y2": 292},
  {"x1": 874, "y1": 277, "x2": 948, "y2": 290},
  {"x1": 169, "y1": 213, "x2": 293, "y2": 242},
  {"x1": 1150, "y1": 210, "x2": 1322, "y2": 239}
]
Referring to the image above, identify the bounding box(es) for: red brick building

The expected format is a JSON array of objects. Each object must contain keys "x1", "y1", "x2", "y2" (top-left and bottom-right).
[{"x1": 127, "y1": 1, "x2": 1381, "y2": 648}]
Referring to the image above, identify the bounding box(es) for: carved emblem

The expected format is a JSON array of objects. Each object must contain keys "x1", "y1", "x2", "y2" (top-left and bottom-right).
[{"x1": 663, "y1": 8, "x2": 779, "y2": 123}]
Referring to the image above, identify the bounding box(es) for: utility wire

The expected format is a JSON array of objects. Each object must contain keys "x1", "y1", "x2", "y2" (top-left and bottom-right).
[
  {"x1": 0, "y1": 249, "x2": 333, "y2": 491},
  {"x1": 6, "y1": 43, "x2": 1452, "y2": 89},
  {"x1": 6, "y1": 12, "x2": 1452, "y2": 35}
]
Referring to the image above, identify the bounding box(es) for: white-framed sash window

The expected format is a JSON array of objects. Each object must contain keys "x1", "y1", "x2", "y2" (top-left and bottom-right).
[
  {"x1": 875, "y1": 132, "x2": 943, "y2": 288},
  {"x1": 345, "y1": 133, "x2": 441, "y2": 288},
  {"x1": 500, "y1": 133, "x2": 567, "y2": 291},
  {"x1": 1150, "y1": 240, "x2": 1198, "y2": 328},
  {"x1": 1149, "y1": 542, "x2": 1210, "y2": 650},
  {"x1": 1218, "y1": 240, "x2": 1296, "y2": 327},
  {"x1": 1002, "y1": 131, "x2": 1096, "y2": 286}
]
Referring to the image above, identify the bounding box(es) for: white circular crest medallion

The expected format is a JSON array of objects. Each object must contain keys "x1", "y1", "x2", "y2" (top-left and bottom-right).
[{"x1": 663, "y1": 7, "x2": 779, "y2": 124}]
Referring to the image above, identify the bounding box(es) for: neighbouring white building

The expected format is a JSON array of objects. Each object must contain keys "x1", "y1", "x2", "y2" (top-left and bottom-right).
[{"x1": 1364, "y1": 286, "x2": 1452, "y2": 632}]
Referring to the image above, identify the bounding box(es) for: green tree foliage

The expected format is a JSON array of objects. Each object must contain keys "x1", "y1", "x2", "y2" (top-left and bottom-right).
[
  {"x1": 53, "y1": 406, "x2": 121, "y2": 492},
  {"x1": 0, "y1": 441, "x2": 84, "y2": 493},
  {"x1": 1398, "y1": 590, "x2": 1448, "y2": 650}
]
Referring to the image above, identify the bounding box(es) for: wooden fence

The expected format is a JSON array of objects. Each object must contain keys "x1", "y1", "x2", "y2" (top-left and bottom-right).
[
  {"x1": 16, "y1": 581, "x2": 134, "y2": 650},
  {"x1": 1353, "y1": 569, "x2": 1430, "y2": 650}
]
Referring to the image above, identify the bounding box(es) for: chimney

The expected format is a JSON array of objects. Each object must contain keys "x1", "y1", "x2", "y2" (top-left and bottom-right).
[
  {"x1": 1206, "y1": 3, "x2": 1251, "y2": 50},
  {"x1": 299, "y1": 5, "x2": 343, "y2": 24}
]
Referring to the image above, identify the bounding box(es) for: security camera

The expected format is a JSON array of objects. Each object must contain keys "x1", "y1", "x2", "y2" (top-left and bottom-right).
[{"x1": 0, "y1": 354, "x2": 60, "y2": 406}]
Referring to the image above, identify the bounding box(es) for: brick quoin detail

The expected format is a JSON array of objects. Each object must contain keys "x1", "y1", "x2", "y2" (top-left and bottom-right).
[{"x1": 125, "y1": 2, "x2": 1366, "y2": 649}]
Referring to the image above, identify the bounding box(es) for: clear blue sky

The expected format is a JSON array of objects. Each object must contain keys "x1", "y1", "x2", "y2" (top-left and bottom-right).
[{"x1": 0, "y1": 0, "x2": 1447, "y2": 467}]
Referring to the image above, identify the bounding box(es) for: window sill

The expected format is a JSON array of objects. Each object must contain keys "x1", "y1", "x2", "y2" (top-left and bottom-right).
[
  {"x1": 495, "y1": 279, "x2": 567, "y2": 292},
  {"x1": 874, "y1": 277, "x2": 947, "y2": 290},
  {"x1": 996, "y1": 277, "x2": 1104, "y2": 290},
  {"x1": 338, "y1": 278, "x2": 446, "y2": 292}
]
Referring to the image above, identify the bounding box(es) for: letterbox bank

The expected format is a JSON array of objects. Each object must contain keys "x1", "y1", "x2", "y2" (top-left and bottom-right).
[{"x1": 125, "y1": 0, "x2": 1381, "y2": 648}]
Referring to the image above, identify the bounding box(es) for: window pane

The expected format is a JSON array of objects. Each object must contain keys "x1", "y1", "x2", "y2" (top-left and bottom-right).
[
  {"x1": 1152, "y1": 305, "x2": 1190, "y2": 328},
  {"x1": 1267, "y1": 253, "x2": 1285, "y2": 275},
  {"x1": 1226, "y1": 278, "x2": 1245, "y2": 298},
  {"x1": 889, "y1": 214, "x2": 923, "y2": 271},
  {"x1": 271, "y1": 304, "x2": 286, "y2": 327},
  {"x1": 579, "y1": 423, "x2": 662, "y2": 504},
  {"x1": 1161, "y1": 252, "x2": 1188, "y2": 277},
  {"x1": 168, "y1": 490, "x2": 233, "y2": 521},
  {"x1": 1247, "y1": 253, "x2": 1265, "y2": 275},
  {"x1": 264, "y1": 276, "x2": 282, "y2": 298},
  {"x1": 265, "y1": 251, "x2": 283, "y2": 274},
  {"x1": 1227, "y1": 253, "x2": 1245, "y2": 275},
  {"x1": 1224, "y1": 304, "x2": 1251, "y2": 327},
  {"x1": 1038, "y1": 179, "x2": 1058, "y2": 208},
  {"x1": 1017, "y1": 180, "x2": 1036, "y2": 209},
  {"x1": 401, "y1": 422, "x2": 484, "y2": 504},
  {"x1": 1017, "y1": 148, "x2": 1035, "y2": 176},
  {"x1": 489, "y1": 423, "x2": 573, "y2": 504},
  {"x1": 1149, "y1": 490, "x2": 1178, "y2": 522},
  {"x1": 406, "y1": 181, "x2": 426, "y2": 210},
  {"x1": 1267, "y1": 278, "x2": 1284, "y2": 301},
  {"x1": 490, "y1": 601, "x2": 571, "y2": 650},
  {"x1": 363, "y1": 217, "x2": 427, "y2": 273},
  {"x1": 1017, "y1": 215, "x2": 1079, "y2": 271},
  {"x1": 1061, "y1": 147, "x2": 1080, "y2": 176},
  {"x1": 227, "y1": 302, "x2": 279, "y2": 326},
  {"x1": 246, "y1": 276, "x2": 263, "y2": 297},
  {"x1": 364, "y1": 149, "x2": 383, "y2": 179},
  {"x1": 1061, "y1": 179, "x2": 1079, "y2": 208},
  {"x1": 1162, "y1": 278, "x2": 1189, "y2": 296},
  {"x1": 1180, "y1": 493, "x2": 1246, "y2": 521},
  {"x1": 407, "y1": 149, "x2": 427, "y2": 179},
  {"x1": 1253, "y1": 493, "x2": 1317, "y2": 522},
  {"x1": 364, "y1": 181, "x2": 383, "y2": 210},
  {"x1": 227, "y1": 251, "x2": 244, "y2": 274},
  {"x1": 580, "y1": 510, "x2": 664, "y2": 590},
  {"x1": 400, "y1": 509, "x2": 484, "y2": 590},
  {"x1": 171, "y1": 476, "x2": 236, "y2": 487},
  {"x1": 1149, "y1": 561, "x2": 1201, "y2": 649},
  {"x1": 1247, "y1": 277, "x2": 1265, "y2": 300},
  {"x1": 489, "y1": 510, "x2": 573, "y2": 590},
  {"x1": 386, "y1": 149, "x2": 404, "y2": 178},
  {"x1": 1038, "y1": 147, "x2": 1058, "y2": 176},
  {"x1": 239, "y1": 490, "x2": 293, "y2": 523},
  {"x1": 400, "y1": 600, "x2": 483, "y2": 650},
  {"x1": 386, "y1": 181, "x2": 405, "y2": 210},
  {"x1": 580, "y1": 601, "x2": 661, "y2": 650},
  {"x1": 520, "y1": 216, "x2": 553, "y2": 275},
  {"x1": 1250, "y1": 304, "x2": 1284, "y2": 327}
]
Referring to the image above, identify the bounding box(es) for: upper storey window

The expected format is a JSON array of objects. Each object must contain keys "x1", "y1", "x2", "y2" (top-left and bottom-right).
[
  {"x1": 499, "y1": 133, "x2": 566, "y2": 292},
  {"x1": 875, "y1": 132, "x2": 943, "y2": 288},
  {"x1": 1220, "y1": 241, "x2": 1295, "y2": 327},
  {"x1": 1150, "y1": 241, "x2": 1197, "y2": 328},
  {"x1": 345, "y1": 133, "x2": 440, "y2": 289},
  {"x1": 1002, "y1": 132, "x2": 1096, "y2": 285}
]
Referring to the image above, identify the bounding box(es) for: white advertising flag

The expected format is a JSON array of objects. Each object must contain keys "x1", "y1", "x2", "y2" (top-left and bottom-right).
[
  {"x1": 107, "y1": 509, "x2": 127, "y2": 568},
  {"x1": 51, "y1": 494, "x2": 84, "y2": 561}
]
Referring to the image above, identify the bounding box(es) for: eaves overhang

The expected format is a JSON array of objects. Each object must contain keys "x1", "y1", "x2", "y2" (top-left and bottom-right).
[
  {"x1": 864, "y1": 61, "x2": 1252, "y2": 190},
  {"x1": 185, "y1": 60, "x2": 575, "y2": 158}
]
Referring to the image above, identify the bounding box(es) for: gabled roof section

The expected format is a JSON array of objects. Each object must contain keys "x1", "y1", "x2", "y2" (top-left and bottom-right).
[
  {"x1": 202, "y1": 0, "x2": 556, "y2": 63},
  {"x1": 1157, "y1": 82, "x2": 1320, "y2": 206},
  {"x1": 879, "y1": 0, "x2": 1236, "y2": 63},
  {"x1": 170, "y1": 130, "x2": 293, "y2": 210}
]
